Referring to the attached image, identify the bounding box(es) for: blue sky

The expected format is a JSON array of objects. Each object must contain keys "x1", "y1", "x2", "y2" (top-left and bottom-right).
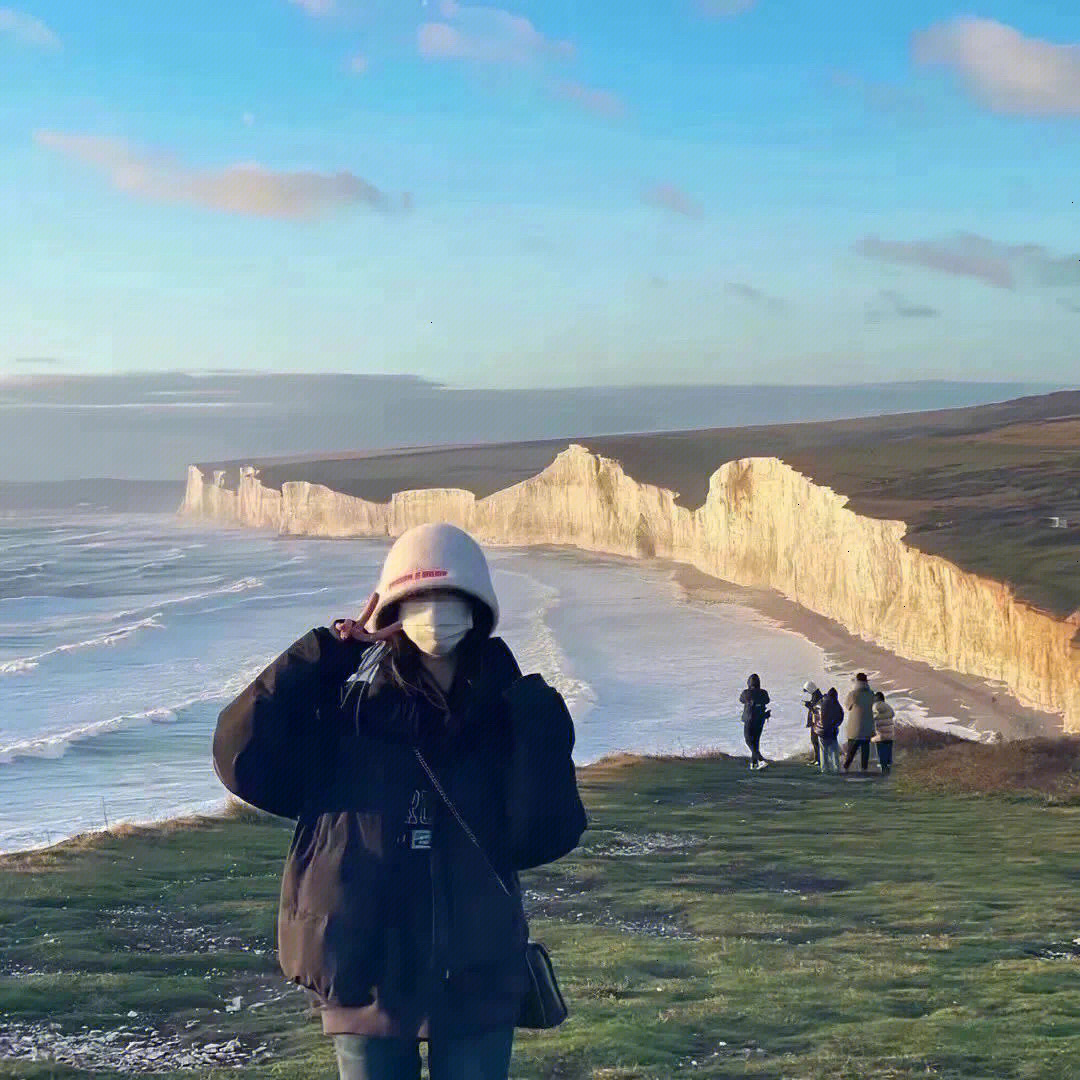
[{"x1": 1, "y1": 0, "x2": 1079, "y2": 386}]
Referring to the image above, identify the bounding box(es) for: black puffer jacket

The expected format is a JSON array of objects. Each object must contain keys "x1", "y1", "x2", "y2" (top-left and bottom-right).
[{"x1": 212, "y1": 628, "x2": 587, "y2": 1025}]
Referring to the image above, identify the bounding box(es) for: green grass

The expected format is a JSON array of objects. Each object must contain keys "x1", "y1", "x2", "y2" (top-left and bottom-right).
[{"x1": 4, "y1": 748, "x2": 1080, "y2": 1079}]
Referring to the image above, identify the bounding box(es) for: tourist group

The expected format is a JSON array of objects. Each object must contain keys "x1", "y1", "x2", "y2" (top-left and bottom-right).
[{"x1": 739, "y1": 672, "x2": 896, "y2": 774}]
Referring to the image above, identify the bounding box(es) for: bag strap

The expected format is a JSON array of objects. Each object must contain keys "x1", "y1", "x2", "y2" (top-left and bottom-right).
[{"x1": 414, "y1": 747, "x2": 511, "y2": 898}]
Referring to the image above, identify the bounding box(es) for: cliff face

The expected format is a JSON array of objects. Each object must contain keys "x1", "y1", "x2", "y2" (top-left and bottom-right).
[{"x1": 180, "y1": 448, "x2": 1080, "y2": 730}]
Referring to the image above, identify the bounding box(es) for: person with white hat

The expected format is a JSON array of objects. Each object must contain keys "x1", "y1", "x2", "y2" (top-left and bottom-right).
[{"x1": 214, "y1": 523, "x2": 587, "y2": 1080}]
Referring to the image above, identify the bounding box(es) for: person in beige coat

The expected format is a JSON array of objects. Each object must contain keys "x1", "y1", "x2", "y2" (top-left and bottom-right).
[
  {"x1": 842, "y1": 673, "x2": 877, "y2": 772},
  {"x1": 872, "y1": 692, "x2": 896, "y2": 775}
]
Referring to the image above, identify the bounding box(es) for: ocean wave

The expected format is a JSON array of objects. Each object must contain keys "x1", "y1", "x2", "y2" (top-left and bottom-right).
[
  {"x1": 0, "y1": 658, "x2": 38, "y2": 675},
  {"x1": 0, "y1": 662, "x2": 266, "y2": 765},
  {"x1": 0, "y1": 561, "x2": 49, "y2": 577},
  {"x1": 498, "y1": 567, "x2": 598, "y2": 716},
  {"x1": 0, "y1": 707, "x2": 179, "y2": 763},
  {"x1": 153, "y1": 576, "x2": 263, "y2": 609},
  {"x1": 0, "y1": 615, "x2": 165, "y2": 675},
  {"x1": 198, "y1": 585, "x2": 331, "y2": 615}
]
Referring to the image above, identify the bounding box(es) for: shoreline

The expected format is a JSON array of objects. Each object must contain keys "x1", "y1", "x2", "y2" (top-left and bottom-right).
[{"x1": 671, "y1": 563, "x2": 1060, "y2": 743}]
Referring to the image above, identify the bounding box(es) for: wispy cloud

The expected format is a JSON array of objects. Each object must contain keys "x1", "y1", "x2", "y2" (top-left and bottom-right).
[
  {"x1": 912, "y1": 17, "x2": 1080, "y2": 116},
  {"x1": 856, "y1": 233, "x2": 1080, "y2": 291},
  {"x1": 696, "y1": 0, "x2": 758, "y2": 15},
  {"x1": 419, "y1": 0, "x2": 573, "y2": 66},
  {"x1": 12, "y1": 357, "x2": 65, "y2": 366},
  {"x1": 418, "y1": 2, "x2": 622, "y2": 120},
  {"x1": 348, "y1": 53, "x2": 368, "y2": 75},
  {"x1": 288, "y1": 0, "x2": 335, "y2": 16},
  {"x1": 0, "y1": 7, "x2": 61, "y2": 50},
  {"x1": 725, "y1": 282, "x2": 783, "y2": 311},
  {"x1": 865, "y1": 290, "x2": 940, "y2": 323},
  {"x1": 35, "y1": 132, "x2": 400, "y2": 220},
  {"x1": 552, "y1": 80, "x2": 626, "y2": 119},
  {"x1": 642, "y1": 184, "x2": 704, "y2": 220}
]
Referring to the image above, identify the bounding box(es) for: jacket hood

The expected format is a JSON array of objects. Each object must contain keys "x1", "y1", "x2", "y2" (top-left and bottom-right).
[
  {"x1": 370, "y1": 523, "x2": 499, "y2": 631},
  {"x1": 747, "y1": 674, "x2": 761, "y2": 690}
]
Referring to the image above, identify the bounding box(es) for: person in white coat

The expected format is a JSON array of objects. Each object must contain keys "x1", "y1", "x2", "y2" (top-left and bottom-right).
[{"x1": 871, "y1": 691, "x2": 896, "y2": 775}]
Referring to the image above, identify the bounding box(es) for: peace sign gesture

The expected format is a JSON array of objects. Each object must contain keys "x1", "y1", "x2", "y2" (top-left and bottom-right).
[{"x1": 332, "y1": 592, "x2": 403, "y2": 644}]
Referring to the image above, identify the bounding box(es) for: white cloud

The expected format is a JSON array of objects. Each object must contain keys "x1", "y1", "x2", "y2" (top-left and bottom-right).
[
  {"x1": 35, "y1": 132, "x2": 395, "y2": 220},
  {"x1": 913, "y1": 17, "x2": 1080, "y2": 116},
  {"x1": 288, "y1": 0, "x2": 335, "y2": 15},
  {"x1": 418, "y1": 2, "x2": 623, "y2": 119},
  {"x1": 418, "y1": 1, "x2": 573, "y2": 66},
  {"x1": 0, "y1": 7, "x2": 61, "y2": 50}
]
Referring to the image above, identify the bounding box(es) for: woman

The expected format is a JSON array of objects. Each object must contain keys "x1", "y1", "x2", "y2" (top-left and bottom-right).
[
  {"x1": 213, "y1": 523, "x2": 587, "y2": 1080},
  {"x1": 739, "y1": 673, "x2": 771, "y2": 770},
  {"x1": 843, "y1": 672, "x2": 877, "y2": 772},
  {"x1": 872, "y1": 691, "x2": 896, "y2": 775},
  {"x1": 815, "y1": 687, "x2": 844, "y2": 774}
]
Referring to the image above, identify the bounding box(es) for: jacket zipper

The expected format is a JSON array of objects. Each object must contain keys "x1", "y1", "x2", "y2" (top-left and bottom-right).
[
  {"x1": 430, "y1": 837, "x2": 452, "y2": 984},
  {"x1": 425, "y1": 742, "x2": 451, "y2": 986}
]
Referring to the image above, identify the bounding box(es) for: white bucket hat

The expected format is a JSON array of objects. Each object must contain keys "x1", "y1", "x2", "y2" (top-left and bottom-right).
[
  {"x1": 802, "y1": 680, "x2": 819, "y2": 695},
  {"x1": 369, "y1": 523, "x2": 499, "y2": 631}
]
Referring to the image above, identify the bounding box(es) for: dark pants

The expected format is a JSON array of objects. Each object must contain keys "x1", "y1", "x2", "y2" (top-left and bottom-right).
[
  {"x1": 809, "y1": 730, "x2": 820, "y2": 765},
  {"x1": 877, "y1": 740, "x2": 894, "y2": 774},
  {"x1": 744, "y1": 720, "x2": 765, "y2": 765},
  {"x1": 333, "y1": 1028, "x2": 514, "y2": 1080},
  {"x1": 843, "y1": 738, "x2": 871, "y2": 771}
]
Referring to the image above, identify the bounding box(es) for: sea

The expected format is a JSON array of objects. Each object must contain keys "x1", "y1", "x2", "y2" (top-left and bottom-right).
[{"x1": 0, "y1": 512, "x2": 953, "y2": 853}]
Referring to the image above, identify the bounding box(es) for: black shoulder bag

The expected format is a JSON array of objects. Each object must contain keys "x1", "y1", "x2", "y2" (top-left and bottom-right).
[{"x1": 414, "y1": 748, "x2": 568, "y2": 1030}]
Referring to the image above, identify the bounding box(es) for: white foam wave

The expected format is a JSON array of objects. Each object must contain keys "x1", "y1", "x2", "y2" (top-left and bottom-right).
[
  {"x1": 0, "y1": 707, "x2": 178, "y2": 763},
  {"x1": 0, "y1": 658, "x2": 38, "y2": 675},
  {"x1": 158, "y1": 576, "x2": 263, "y2": 608},
  {"x1": 198, "y1": 585, "x2": 331, "y2": 615},
  {"x1": 0, "y1": 615, "x2": 165, "y2": 675},
  {"x1": 498, "y1": 567, "x2": 598, "y2": 717},
  {"x1": 0, "y1": 661, "x2": 265, "y2": 765}
]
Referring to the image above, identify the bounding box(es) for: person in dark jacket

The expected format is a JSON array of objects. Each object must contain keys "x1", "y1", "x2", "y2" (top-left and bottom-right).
[
  {"x1": 739, "y1": 674, "x2": 771, "y2": 769},
  {"x1": 802, "y1": 681, "x2": 823, "y2": 767},
  {"x1": 213, "y1": 523, "x2": 587, "y2": 1080},
  {"x1": 814, "y1": 688, "x2": 844, "y2": 774}
]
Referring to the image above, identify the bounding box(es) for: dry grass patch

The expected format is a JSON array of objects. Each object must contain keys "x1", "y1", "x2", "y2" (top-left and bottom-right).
[{"x1": 896, "y1": 732, "x2": 1080, "y2": 799}]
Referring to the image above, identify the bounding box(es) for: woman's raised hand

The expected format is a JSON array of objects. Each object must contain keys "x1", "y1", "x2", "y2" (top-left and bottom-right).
[{"x1": 332, "y1": 592, "x2": 402, "y2": 643}]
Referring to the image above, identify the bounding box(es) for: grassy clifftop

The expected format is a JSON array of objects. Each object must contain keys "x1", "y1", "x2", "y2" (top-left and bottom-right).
[{"x1": 3, "y1": 736, "x2": 1080, "y2": 1079}]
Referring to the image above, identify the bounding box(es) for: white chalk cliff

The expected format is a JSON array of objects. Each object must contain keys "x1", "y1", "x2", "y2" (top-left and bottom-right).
[{"x1": 180, "y1": 448, "x2": 1080, "y2": 730}]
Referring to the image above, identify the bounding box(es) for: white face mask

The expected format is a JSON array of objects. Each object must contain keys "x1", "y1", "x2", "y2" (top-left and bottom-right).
[{"x1": 398, "y1": 595, "x2": 474, "y2": 657}]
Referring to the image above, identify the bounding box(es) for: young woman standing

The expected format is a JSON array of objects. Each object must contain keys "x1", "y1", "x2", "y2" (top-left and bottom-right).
[
  {"x1": 214, "y1": 523, "x2": 587, "y2": 1080},
  {"x1": 739, "y1": 673, "x2": 771, "y2": 769}
]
